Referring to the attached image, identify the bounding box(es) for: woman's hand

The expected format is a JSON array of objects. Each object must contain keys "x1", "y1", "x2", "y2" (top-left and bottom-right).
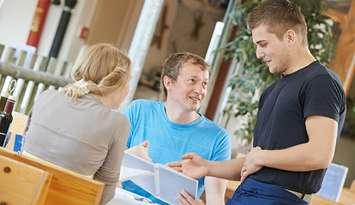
[{"x1": 125, "y1": 141, "x2": 151, "y2": 161}]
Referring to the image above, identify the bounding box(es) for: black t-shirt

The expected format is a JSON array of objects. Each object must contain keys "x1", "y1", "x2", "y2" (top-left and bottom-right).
[{"x1": 250, "y1": 61, "x2": 346, "y2": 194}]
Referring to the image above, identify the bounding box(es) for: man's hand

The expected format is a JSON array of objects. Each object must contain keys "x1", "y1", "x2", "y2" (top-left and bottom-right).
[
  {"x1": 125, "y1": 141, "x2": 151, "y2": 161},
  {"x1": 179, "y1": 191, "x2": 204, "y2": 205},
  {"x1": 240, "y1": 146, "x2": 263, "y2": 182},
  {"x1": 168, "y1": 153, "x2": 209, "y2": 179}
]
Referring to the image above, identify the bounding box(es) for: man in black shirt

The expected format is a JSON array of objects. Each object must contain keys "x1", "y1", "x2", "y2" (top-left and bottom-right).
[{"x1": 169, "y1": 0, "x2": 346, "y2": 204}]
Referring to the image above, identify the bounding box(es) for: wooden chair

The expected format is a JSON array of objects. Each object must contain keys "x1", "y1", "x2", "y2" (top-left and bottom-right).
[
  {"x1": 0, "y1": 154, "x2": 51, "y2": 205},
  {"x1": 0, "y1": 148, "x2": 104, "y2": 205}
]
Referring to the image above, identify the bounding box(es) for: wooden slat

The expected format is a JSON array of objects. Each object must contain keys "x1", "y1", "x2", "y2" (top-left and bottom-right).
[
  {"x1": 0, "y1": 148, "x2": 104, "y2": 205},
  {"x1": 0, "y1": 155, "x2": 51, "y2": 205}
]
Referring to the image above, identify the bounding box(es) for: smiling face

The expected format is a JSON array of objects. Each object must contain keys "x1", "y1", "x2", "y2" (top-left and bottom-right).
[
  {"x1": 165, "y1": 62, "x2": 209, "y2": 112},
  {"x1": 252, "y1": 24, "x2": 292, "y2": 74}
]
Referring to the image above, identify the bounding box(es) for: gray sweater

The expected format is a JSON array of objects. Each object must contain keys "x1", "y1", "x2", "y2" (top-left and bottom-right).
[{"x1": 24, "y1": 89, "x2": 129, "y2": 204}]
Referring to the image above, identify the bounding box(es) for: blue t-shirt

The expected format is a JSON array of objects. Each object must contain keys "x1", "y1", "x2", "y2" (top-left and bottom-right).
[{"x1": 124, "y1": 99, "x2": 231, "y2": 197}]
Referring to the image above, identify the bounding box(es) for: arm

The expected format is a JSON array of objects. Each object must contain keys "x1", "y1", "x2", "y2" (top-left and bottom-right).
[
  {"x1": 177, "y1": 176, "x2": 228, "y2": 205},
  {"x1": 169, "y1": 153, "x2": 245, "y2": 181},
  {"x1": 204, "y1": 176, "x2": 227, "y2": 205},
  {"x1": 207, "y1": 156, "x2": 245, "y2": 181},
  {"x1": 94, "y1": 119, "x2": 130, "y2": 204},
  {"x1": 169, "y1": 154, "x2": 245, "y2": 205},
  {"x1": 243, "y1": 116, "x2": 337, "y2": 175},
  {"x1": 94, "y1": 137, "x2": 123, "y2": 204}
]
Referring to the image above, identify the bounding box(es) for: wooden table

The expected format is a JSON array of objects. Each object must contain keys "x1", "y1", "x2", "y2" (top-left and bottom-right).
[
  {"x1": 337, "y1": 188, "x2": 355, "y2": 205},
  {"x1": 227, "y1": 181, "x2": 355, "y2": 205}
]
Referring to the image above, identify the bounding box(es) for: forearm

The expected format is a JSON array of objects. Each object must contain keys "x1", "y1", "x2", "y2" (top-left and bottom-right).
[
  {"x1": 207, "y1": 157, "x2": 245, "y2": 181},
  {"x1": 257, "y1": 142, "x2": 334, "y2": 172},
  {"x1": 99, "y1": 181, "x2": 116, "y2": 205},
  {"x1": 205, "y1": 177, "x2": 227, "y2": 205},
  {"x1": 94, "y1": 169, "x2": 118, "y2": 204}
]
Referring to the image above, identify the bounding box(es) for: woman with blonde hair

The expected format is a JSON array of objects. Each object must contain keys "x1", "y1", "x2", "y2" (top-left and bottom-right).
[{"x1": 24, "y1": 43, "x2": 131, "y2": 204}]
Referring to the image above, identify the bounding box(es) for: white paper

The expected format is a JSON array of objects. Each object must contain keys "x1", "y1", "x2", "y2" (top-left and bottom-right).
[{"x1": 121, "y1": 153, "x2": 198, "y2": 205}]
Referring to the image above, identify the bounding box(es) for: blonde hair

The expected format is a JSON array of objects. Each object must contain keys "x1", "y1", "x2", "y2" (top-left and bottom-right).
[{"x1": 64, "y1": 43, "x2": 131, "y2": 99}]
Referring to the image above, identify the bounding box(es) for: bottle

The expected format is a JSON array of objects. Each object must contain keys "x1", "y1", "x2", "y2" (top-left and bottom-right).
[
  {"x1": 0, "y1": 97, "x2": 15, "y2": 147},
  {"x1": 0, "y1": 95, "x2": 8, "y2": 111}
]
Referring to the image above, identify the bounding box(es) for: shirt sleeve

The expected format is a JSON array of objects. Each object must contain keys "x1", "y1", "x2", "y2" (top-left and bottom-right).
[
  {"x1": 93, "y1": 117, "x2": 130, "y2": 204},
  {"x1": 303, "y1": 75, "x2": 345, "y2": 122},
  {"x1": 210, "y1": 129, "x2": 231, "y2": 161}
]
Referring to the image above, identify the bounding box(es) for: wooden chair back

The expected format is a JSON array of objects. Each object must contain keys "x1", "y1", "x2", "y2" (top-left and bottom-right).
[
  {"x1": 0, "y1": 154, "x2": 51, "y2": 205},
  {"x1": 0, "y1": 148, "x2": 104, "y2": 205}
]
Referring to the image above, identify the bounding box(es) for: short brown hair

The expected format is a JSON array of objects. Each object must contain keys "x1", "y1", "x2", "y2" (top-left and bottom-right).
[
  {"x1": 247, "y1": 0, "x2": 308, "y2": 45},
  {"x1": 160, "y1": 52, "x2": 209, "y2": 100}
]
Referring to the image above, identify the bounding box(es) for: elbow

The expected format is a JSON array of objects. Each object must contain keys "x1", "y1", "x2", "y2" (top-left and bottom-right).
[{"x1": 308, "y1": 155, "x2": 332, "y2": 170}]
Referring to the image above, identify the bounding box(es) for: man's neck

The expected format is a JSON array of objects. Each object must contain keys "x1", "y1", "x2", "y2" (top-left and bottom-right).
[
  {"x1": 164, "y1": 100, "x2": 199, "y2": 124},
  {"x1": 283, "y1": 48, "x2": 316, "y2": 75}
]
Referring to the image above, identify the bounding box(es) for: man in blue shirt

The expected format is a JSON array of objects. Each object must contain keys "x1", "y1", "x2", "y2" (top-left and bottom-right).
[
  {"x1": 168, "y1": 1, "x2": 346, "y2": 205},
  {"x1": 123, "y1": 52, "x2": 231, "y2": 205}
]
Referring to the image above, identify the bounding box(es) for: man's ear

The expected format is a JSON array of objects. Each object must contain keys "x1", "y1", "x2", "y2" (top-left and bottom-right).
[
  {"x1": 163, "y1": 75, "x2": 175, "y2": 91},
  {"x1": 284, "y1": 29, "x2": 297, "y2": 45}
]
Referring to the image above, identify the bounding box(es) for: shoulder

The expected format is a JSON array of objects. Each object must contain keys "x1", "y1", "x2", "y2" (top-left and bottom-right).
[
  {"x1": 198, "y1": 116, "x2": 231, "y2": 160},
  {"x1": 199, "y1": 116, "x2": 230, "y2": 139},
  {"x1": 111, "y1": 111, "x2": 129, "y2": 125},
  {"x1": 123, "y1": 99, "x2": 163, "y2": 123},
  {"x1": 34, "y1": 89, "x2": 63, "y2": 109},
  {"x1": 304, "y1": 66, "x2": 343, "y2": 93},
  {"x1": 127, "y1": 99, "x2": 161, "y2": 110},
  {"x1": 37, "y1": 89, "x2": 59, "y2": 100},
  {"x1": 115, "y1": 112, "x2": 130, "y2": 130},
  {"x1": 124, "y1": 99, "x2": 163, "y2": 117},
  {"x1": 110, "y1": 111, "x2": 131, "y2": 139},
  {"x1": 303, "y1": 62, "x2": 341, "y2": 85}
]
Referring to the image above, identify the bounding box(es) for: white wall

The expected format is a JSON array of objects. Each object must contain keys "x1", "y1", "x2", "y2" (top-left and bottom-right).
[
  {"x1": 54, "y1": 0, "x2": 98, "y2": 62},
  {"x1": 36, "y1": 4, "x2": 61, "y2": 56},
  {"x1": 0, "y1": 0, "x2": 37, "y2": 47},
  {"x1": 36, "y1": 0, "x2": 98, "y2": 62},
  {"x1": 142, "y1": 0, "x2": 178, "y2": 74},
  {"x1": 0, "y1": 0, "x2": 97, "y2": 63},
  {"x1": 143, "y1": 0, "x2": 224, "y2": 75}
]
